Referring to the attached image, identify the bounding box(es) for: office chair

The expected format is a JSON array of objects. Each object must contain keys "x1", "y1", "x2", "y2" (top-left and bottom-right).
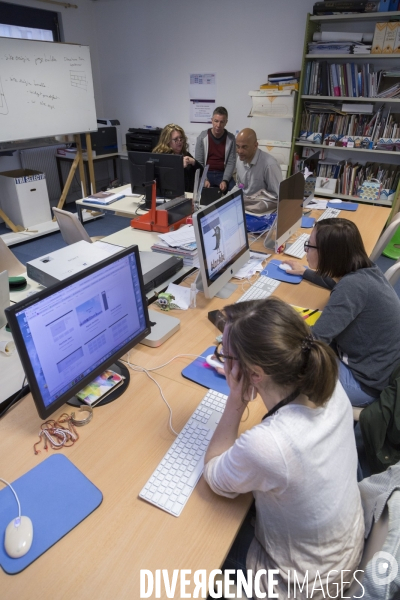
[
  {"x1": 370, "y1": 212, "x2": 400, "y2": 262},
  {"x1": 0, "y1": 237, "x2": 25, "y2": 277},
  {"x1": 52, "y1": 208, "x2": 103, "y2": 245},
  {"x1": 384, "y1": 258, "x2": 400, "y2": 287}
]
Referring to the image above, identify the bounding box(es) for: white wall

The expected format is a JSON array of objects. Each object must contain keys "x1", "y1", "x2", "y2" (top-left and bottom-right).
[
  {"x1": 3, "y1": 0, "x2": 315, "y2": 141},
  {"x1": 92, "y1": 0, "x2": 314, "y2": 141}
]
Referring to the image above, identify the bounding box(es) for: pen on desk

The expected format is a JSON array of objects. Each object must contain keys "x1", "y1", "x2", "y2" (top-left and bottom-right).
[
  {"x1": 302, "y1": 308, "x2": 310, "y2": 313},
  {"x1": 303, "y1": 309, "x2": 319, "y2": 320}
]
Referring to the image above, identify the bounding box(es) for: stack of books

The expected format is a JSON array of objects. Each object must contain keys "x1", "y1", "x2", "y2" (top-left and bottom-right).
[
  {"x1": 313, "y1": 1, "x2": 380, "y2": 15},
  {"x1": 260, "y1": 71, "x2": 301, "y2": 92},
  {"x1": 151, "y1": 240, "x2": 198, "y2": 266},
  {"x1": 82, "y1": 190, "x2": 125, "y2": 205},
  {"x1": 303, "y1": 61, "x2": 387, "y2": 97}
]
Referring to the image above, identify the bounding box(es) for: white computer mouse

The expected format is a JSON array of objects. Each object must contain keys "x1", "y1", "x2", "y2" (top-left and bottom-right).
[
  {"x1": 279, "y1": 263, "x2": 293, "y2": 272},
  {"x1": 329, "y1": 199, "x2": 342, "y2": 204},
  {"x1": 206, "y1": 354, "x2": 222, "y2": 370},
  {"x1": 4, "y1": 516, "x2": 33, "y2": 558}
]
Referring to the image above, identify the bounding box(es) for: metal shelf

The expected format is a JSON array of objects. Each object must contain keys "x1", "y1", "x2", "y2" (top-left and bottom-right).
[
  {"x1": 305, "y1": 53, "x2": 400, "y2": 59},
  {"x1": 301, "y1": 95, "x2": 400, "y2": 102},
  {"x1": 295, "y1": 141, "x2": 400, "y2": 157},
  {"x1": 312, "y1": 190, "x2": 392, "y2": 207},
  {"x1": 310, "y1": 11, "x2": 400, "y2": 22}
]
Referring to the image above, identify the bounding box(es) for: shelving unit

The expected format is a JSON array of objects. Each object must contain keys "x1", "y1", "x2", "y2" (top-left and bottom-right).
[
  {"x1": 249, "y1": 90, "x2": 297, "y2": 179},
  {"x1": 290, "y1": 10, "x2": 400, "y2": 218}
]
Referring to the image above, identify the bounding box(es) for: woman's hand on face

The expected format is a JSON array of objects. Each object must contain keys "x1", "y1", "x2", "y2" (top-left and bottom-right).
[
  {"x1": 225, "y1": 361, "x2": 251, "y2": 411},
  {"x1": 281, "y1": 259, "x2": 307, "y2": 277}
]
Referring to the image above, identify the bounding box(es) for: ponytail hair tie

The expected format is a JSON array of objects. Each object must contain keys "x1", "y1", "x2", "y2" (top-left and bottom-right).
[{"x1": 301, "y1": 334, "x2": 315, "y2": 353}]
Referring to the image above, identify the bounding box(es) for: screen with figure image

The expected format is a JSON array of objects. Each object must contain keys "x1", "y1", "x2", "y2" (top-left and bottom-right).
[
  {"x1": 6, "y1": 246, "x2": 150, "y2": 419},
  {"x1": 193, "y1": 189, "x2": 250, "y2": 299}
]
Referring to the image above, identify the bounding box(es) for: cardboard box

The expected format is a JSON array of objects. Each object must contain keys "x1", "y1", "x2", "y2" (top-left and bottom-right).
[
  {"x1": 0, "y1": 169, "x2": 51, "y2": 227},
  {"x1": 371, "y1": 22, "x2": 388, "y2": 54},
  {"x1": 257, "y1": 140, "x2": 291, "y2": 166},
  {"x1": 248, "y1": 90, "x2": 296, "y2": 118}
]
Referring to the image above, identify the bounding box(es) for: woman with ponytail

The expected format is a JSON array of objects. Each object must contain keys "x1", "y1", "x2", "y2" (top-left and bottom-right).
[{"x1": 204, "y1": 296, "x2": 364, "y2": 599}]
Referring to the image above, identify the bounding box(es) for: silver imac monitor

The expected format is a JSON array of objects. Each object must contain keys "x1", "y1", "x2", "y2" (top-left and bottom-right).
[
  {"x1": 193, "y1": 188, "x2": 250, "y2": 299},
  {"x1": 265, "y1": 172, "x2": 305, "y2": 252}
]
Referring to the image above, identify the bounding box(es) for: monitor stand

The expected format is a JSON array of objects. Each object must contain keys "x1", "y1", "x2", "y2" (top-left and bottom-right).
[
  {"x1": 67, "y1": 360, "x2": 130, "y2": 408},
  {"x1": 195, "y1": 272, "x2": 238, "y2": 299},
  {"x1": 263, "y1": 220, "x2": 277, "y2": 253}
]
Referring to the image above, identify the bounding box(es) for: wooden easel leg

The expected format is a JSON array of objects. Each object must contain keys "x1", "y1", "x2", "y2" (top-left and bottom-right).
[
  {"x1": 75, "y1": 134, "x2": 87, "y2": 198},
  {"x1": 85, "y1": 133, "x2": 96, "y2": 194},
  {"x1": 55, "y1": 153, "x2": 80, "y2": 211},
  {"x1": 0, "y1": 207, "x2": 24, "y2": 233}
]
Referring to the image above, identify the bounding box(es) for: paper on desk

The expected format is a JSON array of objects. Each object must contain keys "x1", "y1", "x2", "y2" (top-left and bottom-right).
[
  {"x1": 164, "y1": 283, "x2": 192, "y2": 310},
  {"x1": 93, "y1": 241, "x2": 124, "y2": 255},
  {"x1": 306, "y1": 198, "x2": 328, "y2": 210},
  {"x1": 158, "y1": 225, "x2": 195, "y2": 247},
  {"x1": 233, "y1": 252, "x2": 270, "y2": 280}
]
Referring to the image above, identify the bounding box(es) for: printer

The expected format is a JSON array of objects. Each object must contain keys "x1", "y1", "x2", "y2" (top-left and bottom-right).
[
  {"x1": 26, "y1": 241, "x2": 183, "y2": 293},
  {"x1": 81, "y1": 119, "x2": 122, "y2": 155}
]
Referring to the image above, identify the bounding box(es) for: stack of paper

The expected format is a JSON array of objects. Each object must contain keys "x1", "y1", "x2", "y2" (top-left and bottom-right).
[{"x1": 151, "y1": 225, "x2": 198, "y2": 266}]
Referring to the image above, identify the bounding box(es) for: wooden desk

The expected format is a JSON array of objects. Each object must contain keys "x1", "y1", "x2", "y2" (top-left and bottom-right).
[
  {"x1": 0, "y1": 202, "x2": 391, "y2": 598},
  {"x1": 75, "y1": 184, "x2": 143, "y2": 222}
]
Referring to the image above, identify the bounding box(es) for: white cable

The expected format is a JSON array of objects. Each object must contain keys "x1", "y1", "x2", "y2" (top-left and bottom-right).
[
  {"x1": 120, "y1": 353, "x2": 208, "y2": 373},
  {"x1": 121, "y1": 352, "x2": 210, "y2": 436},
  {"x1": 0, "y1": 477, "x2": 21, "y2": 520}
]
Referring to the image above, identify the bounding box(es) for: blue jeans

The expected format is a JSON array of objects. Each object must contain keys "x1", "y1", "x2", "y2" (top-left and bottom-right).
[
  {"x1": 219, "y1": 505, "x2": 255, "y2": 599},
  {"x1": 207, "y1": 170, "x2": 235, "y2": 191},
  {"x1": 338, "y1": 361, "x2": 377, "y2": 407}
]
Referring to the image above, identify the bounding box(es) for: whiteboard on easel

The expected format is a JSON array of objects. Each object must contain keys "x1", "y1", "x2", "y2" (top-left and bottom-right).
[{"x1": 0, "y1": 37, "x2": 97, "y2": 143}]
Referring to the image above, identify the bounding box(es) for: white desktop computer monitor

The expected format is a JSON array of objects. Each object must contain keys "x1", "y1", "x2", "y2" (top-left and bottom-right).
[
  {"x1": 5, "y1": 246, "x2": 151, "y2": 419},
  {"x1": 274, "y1": 172, "x2": 305, "y2": 251},
  {"x1": 193, "y1": 188, "x2": 250, "y2": 299}
]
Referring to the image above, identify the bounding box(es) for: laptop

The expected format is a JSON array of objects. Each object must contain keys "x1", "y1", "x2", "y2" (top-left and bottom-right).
[
  {"x1": 199, "y1": 187, "x2": 223, "y2": 206},
  {"x1": 0, "y1": 270, "x2": 10, "y2": 329}
]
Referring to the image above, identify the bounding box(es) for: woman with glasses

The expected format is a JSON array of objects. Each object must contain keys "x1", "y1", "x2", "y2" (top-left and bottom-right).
[
  {"x1": 153, "y1": 124, "x2": 203, "y2": 193},
  {"x1": 204, "y1": 296, "x2": 364, "y2": 598},
  {"x1": 283, "y1": 218, "x2": 400, "y2": 407}
]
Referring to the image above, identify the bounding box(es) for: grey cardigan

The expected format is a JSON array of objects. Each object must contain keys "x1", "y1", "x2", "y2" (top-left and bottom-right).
[{"x1": 194, "y1": 129, "x2": 236, "y2": 183}]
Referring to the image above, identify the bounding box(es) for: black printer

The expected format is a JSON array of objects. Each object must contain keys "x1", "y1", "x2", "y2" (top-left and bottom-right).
[{"x1": 126, "y1": 128, "x2": 161, "y2": 153}]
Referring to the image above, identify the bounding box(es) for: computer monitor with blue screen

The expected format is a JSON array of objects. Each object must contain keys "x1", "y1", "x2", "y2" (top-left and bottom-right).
[
  {"x1": 5, "y1": 246, "x2": 150, "y2": 419},
  {"x1": 193, "y1": 189, "x2": 250, "y2": 299}
]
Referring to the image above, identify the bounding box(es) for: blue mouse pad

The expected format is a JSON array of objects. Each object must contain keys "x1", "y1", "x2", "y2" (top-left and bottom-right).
[
  {"x1": 301, "y1": 216, "x2": 315, "y2": 228},
  {"x1": 327, "y1": 201, "x2": 358, "y2": 211},
  {"x1": 261, "y1": 260, "x2": 304, "y2": 284},
  {"x1": 182, "y1": 346, "x2": 230, "y2": 396},
  {"x1": 0, "y1": 454, "x2": 102, "y2": 574}
]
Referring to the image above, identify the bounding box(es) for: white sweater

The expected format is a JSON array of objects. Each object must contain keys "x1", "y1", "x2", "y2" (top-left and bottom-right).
[{"x1": 204, "y1": 382, "x2": 364, "y2": 599}]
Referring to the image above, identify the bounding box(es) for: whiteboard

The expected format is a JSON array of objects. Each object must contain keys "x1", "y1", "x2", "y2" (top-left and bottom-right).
[{"x1": 0, "y1": 37, "x2": 97, "y2": 143}]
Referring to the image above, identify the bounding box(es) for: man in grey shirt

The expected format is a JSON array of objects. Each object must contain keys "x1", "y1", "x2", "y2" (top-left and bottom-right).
[{"x1": 236, "y1": 128, "x2": 282, "y2": 198}]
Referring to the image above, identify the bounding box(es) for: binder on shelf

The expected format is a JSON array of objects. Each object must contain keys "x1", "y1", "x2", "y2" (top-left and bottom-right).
[
  {"x1": 372, "y1": 23, "x2": 388, "y2": 54},
  {"x1": 383, "y1": 22, "x2": 399, "y2": 53}
]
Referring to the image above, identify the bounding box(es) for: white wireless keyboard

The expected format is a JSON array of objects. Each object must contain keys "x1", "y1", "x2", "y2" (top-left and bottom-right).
[
  {"x1": 283, "y1": 233, "x2": 310, "y2": 259},
  {"x1": 236, "y1": 275, "x2": 280, "y2": 302},
  {"x1": 139, "y1": 389, "x2": 227, "y2": 517},
  {"x1": 317, "y1": 207, "x2": 341, "y2": 221}
]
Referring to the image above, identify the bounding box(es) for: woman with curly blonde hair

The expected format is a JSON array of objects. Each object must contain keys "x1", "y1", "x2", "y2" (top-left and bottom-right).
[{"x1": 153, "y1": 124, "x2": 203, "y2": 193}]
